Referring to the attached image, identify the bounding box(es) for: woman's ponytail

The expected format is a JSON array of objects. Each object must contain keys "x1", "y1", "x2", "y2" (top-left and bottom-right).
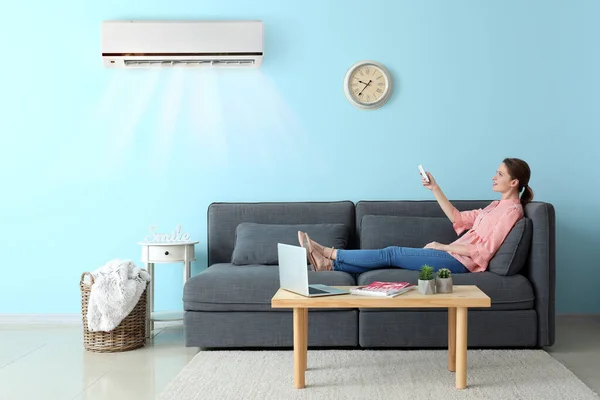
[{"x1": 521, "y1": 185, "x2": 534, "y2": 207}]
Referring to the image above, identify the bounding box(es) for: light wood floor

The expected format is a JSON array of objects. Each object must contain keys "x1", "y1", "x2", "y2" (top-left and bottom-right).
[{"x1": 0, "y1": 316, "x2": 598, "y2": 399}]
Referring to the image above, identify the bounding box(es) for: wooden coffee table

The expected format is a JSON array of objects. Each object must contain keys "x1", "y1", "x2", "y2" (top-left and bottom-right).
[{"x1": 271, "y1": 285, "x2": 491, "y2": 390}]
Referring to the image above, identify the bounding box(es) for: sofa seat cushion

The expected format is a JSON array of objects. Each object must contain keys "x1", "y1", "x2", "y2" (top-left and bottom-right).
[
  {"x1": 356, "y1": 269, "x2": 534, "y2": 311},
  {"x1": 184, "y1": 263, "x2": 356, "y2": 312},
  {"x1": 231, "y1": 223, "x2": 350, "y2": 265}
]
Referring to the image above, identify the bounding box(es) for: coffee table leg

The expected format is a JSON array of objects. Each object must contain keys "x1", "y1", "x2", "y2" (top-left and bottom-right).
[
  {"x1": 448, "y1": 307, "x2": 456, "y2": 372},
  {"x1": 456, "y1": 307, "x2": 468, "y2": 389},
  {"x1": 303, "y1": 308, "x2": 308, "y2": 371},
  {"x1": 293, "y1": 308, "x2": 307, "y2": 389}
]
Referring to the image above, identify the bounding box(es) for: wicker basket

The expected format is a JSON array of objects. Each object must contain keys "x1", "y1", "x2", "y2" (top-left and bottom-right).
[{"x1": 80, "y1": 272, "x2": 147, "y2": 352}]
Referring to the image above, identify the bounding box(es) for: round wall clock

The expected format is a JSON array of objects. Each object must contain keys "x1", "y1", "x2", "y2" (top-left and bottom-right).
[{"x1": 343, "y1": 60, "x2": 392, "y2": 110}]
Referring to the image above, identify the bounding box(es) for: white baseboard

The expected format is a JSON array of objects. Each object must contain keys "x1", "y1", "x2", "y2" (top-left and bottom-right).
[
  {"x1": 0, "y1": 314, "x2": 82, "y2": 325},
  {"x1": 0, "y1": 314, "x2": 178, "y2": 329}
]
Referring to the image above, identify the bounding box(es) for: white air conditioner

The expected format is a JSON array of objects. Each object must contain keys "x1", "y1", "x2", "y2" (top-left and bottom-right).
[{"x1": 101, "y1": 20, "x2": 263, "y2": 68}]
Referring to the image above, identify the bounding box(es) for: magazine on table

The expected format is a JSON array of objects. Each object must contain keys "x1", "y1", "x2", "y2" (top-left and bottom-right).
[{"x1": 350, "y1": 281, "x2": 415, "y2": 297}]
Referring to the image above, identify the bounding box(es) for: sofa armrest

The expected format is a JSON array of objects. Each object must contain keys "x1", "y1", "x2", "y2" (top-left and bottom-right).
[{"x1": 523, "y1": 202, "x2": 556, "y2": 347}]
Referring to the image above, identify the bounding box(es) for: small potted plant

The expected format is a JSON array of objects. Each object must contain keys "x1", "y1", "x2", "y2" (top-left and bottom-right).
[
  {"x1": 436, "y1": 268, "x2": 453, "y2": 294},
  {"x1": 418, "y1": 265, "x2": 435, "y2": 295}
]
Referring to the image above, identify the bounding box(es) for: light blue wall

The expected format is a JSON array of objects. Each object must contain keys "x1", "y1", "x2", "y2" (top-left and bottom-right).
[{"x1": 1, "y1": 0, "x2": 599, "y2": 315}]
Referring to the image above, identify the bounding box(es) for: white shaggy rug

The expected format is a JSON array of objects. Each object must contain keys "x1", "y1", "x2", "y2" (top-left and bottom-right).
[{"x1": 159, "y1": 349, "x2": 599, "y2": 400}]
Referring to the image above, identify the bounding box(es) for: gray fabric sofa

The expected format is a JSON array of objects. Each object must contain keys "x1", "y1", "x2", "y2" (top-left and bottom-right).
[{"x1": 183, "y1": 200, "x2": 555, "y2": 349}]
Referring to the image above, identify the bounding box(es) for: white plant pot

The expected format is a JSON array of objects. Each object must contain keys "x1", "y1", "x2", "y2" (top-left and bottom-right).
[
  {"x1": 418, "y1": 279, "x2": 436, "y2": 295},
  {"x1": 436, "y1": 277, "x2": 453, "y2": 293}
]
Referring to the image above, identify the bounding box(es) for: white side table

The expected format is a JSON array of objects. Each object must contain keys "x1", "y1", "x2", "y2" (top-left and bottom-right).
[{"x1": 138, "y1": 241, "x2": 198, "y2": 338}]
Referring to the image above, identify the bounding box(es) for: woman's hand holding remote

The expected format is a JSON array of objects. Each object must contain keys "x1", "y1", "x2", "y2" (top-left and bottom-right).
[{"x1": 421, "y1": 171, "x2": 438, "y2": 191}]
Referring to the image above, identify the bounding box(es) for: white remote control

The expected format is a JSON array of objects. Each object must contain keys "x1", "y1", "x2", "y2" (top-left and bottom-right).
[{"x1": 418, "y1": 165, "x2": 430, "y2": 183}]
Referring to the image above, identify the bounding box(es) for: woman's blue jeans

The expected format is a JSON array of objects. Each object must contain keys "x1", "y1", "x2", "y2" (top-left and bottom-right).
[{"x1": 333, "y1": 246, "x2": 470, "y2": 274}]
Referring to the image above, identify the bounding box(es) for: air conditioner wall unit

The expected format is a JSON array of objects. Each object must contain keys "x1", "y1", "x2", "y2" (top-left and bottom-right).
[{"x1": 101, "y1": 20, "x2": 264, "y2": 68}]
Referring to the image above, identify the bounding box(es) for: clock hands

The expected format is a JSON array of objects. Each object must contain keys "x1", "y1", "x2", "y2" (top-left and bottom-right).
[{"x1": 358, "y1": 80, "x2": 372, "y2": 96}]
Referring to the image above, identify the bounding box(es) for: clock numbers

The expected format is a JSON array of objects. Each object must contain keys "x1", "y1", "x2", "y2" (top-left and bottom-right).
[
  {"x1": 349, "y1": 66, "x2": 387, "y2": 104},
  {"x1": 345, "y1": 61, "x2": 391, "y2": 109}
]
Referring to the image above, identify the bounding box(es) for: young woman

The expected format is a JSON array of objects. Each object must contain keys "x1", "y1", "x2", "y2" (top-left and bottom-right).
[{"x1": 299, "y1": 158, "x2": 534, "y2": 274}]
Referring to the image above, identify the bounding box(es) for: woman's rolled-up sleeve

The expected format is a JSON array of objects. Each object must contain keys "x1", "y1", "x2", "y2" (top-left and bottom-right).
[{"x1": 452, "y1": 208, "x2": 482, "y2": 235}]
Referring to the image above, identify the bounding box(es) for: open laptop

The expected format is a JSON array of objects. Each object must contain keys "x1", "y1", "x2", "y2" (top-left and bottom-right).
[{"x1": 277, "y1": 243, "x2": 348, "y2": 297}]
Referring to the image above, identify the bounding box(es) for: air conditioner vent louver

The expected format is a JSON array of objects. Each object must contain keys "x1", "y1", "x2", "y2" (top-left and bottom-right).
[{"x1": 123, "y1": 59, "x2": 256, "y2": 67}]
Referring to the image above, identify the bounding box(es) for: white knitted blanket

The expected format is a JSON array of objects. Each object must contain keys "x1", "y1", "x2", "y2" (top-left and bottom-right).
[{"x1": 86, "y1": 259, "x2": 151, "y2": 332}]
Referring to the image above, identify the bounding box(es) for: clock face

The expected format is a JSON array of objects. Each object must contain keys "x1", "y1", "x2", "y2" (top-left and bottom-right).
[{"x1": 344, "y1": 61, "x2": 392, "y2": 109}]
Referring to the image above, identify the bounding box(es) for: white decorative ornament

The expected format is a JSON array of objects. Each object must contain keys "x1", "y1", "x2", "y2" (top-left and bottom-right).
[
  {"x1": 343, "y1": 60, "x2": 393, "y2": 110},
  {"x1": 144, "y1": 224, "x2": 192, "y2": 243}
]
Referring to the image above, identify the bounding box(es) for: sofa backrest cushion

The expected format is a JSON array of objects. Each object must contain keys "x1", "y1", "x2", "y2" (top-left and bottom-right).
[
  {"x1": 360, "y1": 215, "x2": 458, "y2": 249},
  {"x1": 488, "y1": 217, "x2": 532, "y2": 276},
  {"x1": 355, "y1": 200, "x2": 493, "y2": 236},
  {"x1": 231, "y1": 223, "x2": 350, "y2": 265},
  {"x1": 208, "y1": 201, "x2": 355, "y2": 265}
]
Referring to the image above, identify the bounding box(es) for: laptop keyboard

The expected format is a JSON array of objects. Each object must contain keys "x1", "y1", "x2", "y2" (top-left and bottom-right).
[{"x1": 309, "y1": 287, "x2": 329, "y2": 295}]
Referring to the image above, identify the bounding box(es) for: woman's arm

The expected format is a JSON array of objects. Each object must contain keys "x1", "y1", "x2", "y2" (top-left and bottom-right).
[
  {"x1": 425, "y1": 241, "x2": 470, "y2": 256},
  {"x1": 432, "y1": 186, "x2": 456, "y2": 223},
  {"x1": 423, "y1": 172, "x2": 457, "y2": 223},
  {"x1": 422, "y1": 170, "x2": 481, "y2": 231},
  {"x1": 443, "y1": 244, "x2": 470, "y2": 256}
]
